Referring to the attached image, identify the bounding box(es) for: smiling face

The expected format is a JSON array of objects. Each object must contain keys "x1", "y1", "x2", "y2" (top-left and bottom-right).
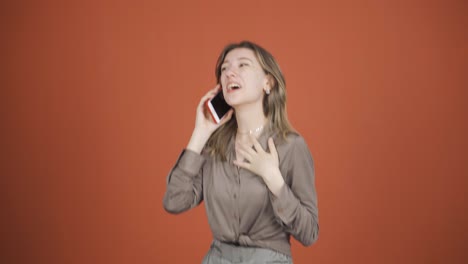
[{"x1": 219, "y1": 48, "x2": 270, "y2": 108}]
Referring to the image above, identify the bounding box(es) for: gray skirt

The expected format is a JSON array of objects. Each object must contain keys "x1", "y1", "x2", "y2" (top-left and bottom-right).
[{"x1": 202, "y1": 240, "x2": 293, "y2": 264}]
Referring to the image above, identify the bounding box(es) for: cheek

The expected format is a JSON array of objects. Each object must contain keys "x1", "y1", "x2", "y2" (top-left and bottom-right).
[
  {"x1": 252, "y1": 76, "x2": 267, "y2": 91},
  {"x1": 219, "y1": 75, "x2": 227, "y2": 87}
]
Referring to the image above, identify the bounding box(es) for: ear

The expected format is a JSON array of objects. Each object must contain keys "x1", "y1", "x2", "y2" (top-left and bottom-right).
[{"x1": 263, "y1": 74, "x2": 275, "y2": 92}]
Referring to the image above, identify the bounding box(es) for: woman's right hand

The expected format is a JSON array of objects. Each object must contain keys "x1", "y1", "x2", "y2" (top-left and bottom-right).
[{"x1": 187, "y1": 85, "x2": 234, "y2": 153}]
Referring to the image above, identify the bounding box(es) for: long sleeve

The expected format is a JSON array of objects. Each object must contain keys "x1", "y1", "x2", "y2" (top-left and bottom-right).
[
  {"x1": 163, "y1": 149, "x2": 205, "y2": 214},
  {"x1": 269, "y1": 136, "x2": 319, "y2": 246}
]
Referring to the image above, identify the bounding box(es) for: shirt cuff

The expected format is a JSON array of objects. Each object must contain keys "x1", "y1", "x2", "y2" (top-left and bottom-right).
[{"x1": 269, "y1": 184, "x2": 300, "y2": 227}]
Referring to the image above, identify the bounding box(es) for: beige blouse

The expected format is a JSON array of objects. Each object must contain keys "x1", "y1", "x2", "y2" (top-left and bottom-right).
[{"x1": 163, "y1": 128, "x2": 319, "y2": 256}]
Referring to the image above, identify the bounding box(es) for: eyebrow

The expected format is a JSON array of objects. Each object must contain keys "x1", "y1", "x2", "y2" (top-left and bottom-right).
[{"x1": 222, "y1": 57, "x2": 254, "y2": 65}]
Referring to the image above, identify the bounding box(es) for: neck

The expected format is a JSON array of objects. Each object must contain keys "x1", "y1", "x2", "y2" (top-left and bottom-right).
[{"x1": 234, "y1": 103, "x2": 267, "y2": 134}]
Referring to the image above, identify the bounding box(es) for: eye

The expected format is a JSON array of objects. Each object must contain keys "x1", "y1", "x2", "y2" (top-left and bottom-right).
[
  {"x1": 220, "y1": 66, "x2": 227, "y2": 72},
  {"x1": 239, "y1": 63, "x2": 249, "y2": 68}
]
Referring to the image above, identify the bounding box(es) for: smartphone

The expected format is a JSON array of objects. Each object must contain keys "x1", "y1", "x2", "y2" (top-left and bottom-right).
[{"x1": 205, "y1": 89, "x2": 231, "y2": 124}]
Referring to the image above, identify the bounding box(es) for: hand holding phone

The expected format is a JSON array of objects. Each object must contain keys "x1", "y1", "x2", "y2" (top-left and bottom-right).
[
  {"x1": 205, "y1": 88, "x2": 232, "y2": 124},
  {"x1": 187, "y1": 86, "x2": 233, "y2": 153}
]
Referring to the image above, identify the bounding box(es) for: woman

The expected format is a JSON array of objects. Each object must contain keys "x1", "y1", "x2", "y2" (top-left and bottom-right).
[{"x1": 163, "y1": 41, "x2": 319, "y2": 263}]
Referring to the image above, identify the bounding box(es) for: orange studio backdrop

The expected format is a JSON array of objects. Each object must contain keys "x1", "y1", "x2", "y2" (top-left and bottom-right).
[{"x1": 2, "y1": 0, "x2": 467, "y2": 263}]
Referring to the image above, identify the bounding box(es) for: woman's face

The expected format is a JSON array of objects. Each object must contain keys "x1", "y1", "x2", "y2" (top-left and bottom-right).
[{"x1": 220, "y1": 48, "x2": 269, "y2": 108}]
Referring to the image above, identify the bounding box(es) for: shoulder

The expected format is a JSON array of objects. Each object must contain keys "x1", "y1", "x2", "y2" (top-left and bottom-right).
[
  {"x1": 286, "y1": 131, "x2": 306, "y2": 144},
  {"x1": 273, "y1": 131, "x2": 313, "y2": 159},
  {"x1": 275, "y1": 131, "x2": 309, "y2": 149},
  {"x1": 274, "y1": 132, "x2": 315, "y2": 181}
]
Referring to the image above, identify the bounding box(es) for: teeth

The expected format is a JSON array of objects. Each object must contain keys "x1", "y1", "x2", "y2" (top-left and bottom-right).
[{"x1": 228, "y1": 83, "x2": 240, "y2": 89}]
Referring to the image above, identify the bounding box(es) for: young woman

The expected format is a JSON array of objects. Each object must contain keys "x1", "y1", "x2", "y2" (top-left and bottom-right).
[{"x1": 163, "y1": 41, "x2": 319, "y2": 263}]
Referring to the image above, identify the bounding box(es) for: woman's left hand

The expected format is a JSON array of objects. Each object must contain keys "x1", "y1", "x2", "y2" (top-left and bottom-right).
[
  {"x1": 234, "y1": 135, "x2": 285, "y2": 196},
  {"x1": 233, "y1": 136, "x2": 279, "y2": 179}
]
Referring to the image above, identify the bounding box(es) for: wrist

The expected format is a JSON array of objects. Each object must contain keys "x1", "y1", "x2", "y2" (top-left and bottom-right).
[
  {"x1": 263, "y1": 168, "x2": 285, "y2": 197},
  {"x1": 187, "y1": 129, "x2": 211, "y2": 154}
]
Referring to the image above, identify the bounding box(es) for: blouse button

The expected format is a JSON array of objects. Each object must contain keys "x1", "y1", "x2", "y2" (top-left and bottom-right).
[{"x1": 233, "y1": 194, "x2": 237, "y2": 199}]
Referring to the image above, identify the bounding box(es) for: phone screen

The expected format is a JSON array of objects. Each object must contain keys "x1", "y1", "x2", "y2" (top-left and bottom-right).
[{"x1": 209, "y1": 90, "x2": 231, "y2": 122}]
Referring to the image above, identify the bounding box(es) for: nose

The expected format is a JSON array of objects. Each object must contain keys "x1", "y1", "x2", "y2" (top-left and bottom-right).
[{"x1": 223, "y1": 66, "x2": 237, "y2": 78}]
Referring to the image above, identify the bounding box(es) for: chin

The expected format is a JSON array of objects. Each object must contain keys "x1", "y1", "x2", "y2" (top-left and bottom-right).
[
  {"x1": 224, "y1": 97, "x2": 239, "y2": 106},
  {"x1": 225, "y1": 93, "x2": 262, "y2": 108}
]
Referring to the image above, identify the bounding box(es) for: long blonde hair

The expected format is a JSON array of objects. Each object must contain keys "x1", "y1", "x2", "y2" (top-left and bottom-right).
[{"x1": 205, "y1": 41, "x2": 294, "y2": 160}]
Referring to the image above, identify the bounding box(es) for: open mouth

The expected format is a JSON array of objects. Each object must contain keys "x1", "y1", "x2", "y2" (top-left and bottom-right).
[{"x1": 227, "y1": 83, "x2": 241, "y2": 91}]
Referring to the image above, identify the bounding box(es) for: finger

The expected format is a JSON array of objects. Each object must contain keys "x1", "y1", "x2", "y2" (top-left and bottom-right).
[
  {"x1": 213, "y1": 83, "x2": 221, "y2": 91},
  {"x1": 200, "y1": 90, "x2": 217, "y2": 105},
  {"x1": 250, "y1": 134, "x2": 265, "y2": 154},
  {"x1": 238, "y1": 142, "x2": 257, "y2": 156},
  {"x1": 236, "y1": 146, "x2": 253, "y2": 161},
  {"x1": 233, "y1": 160, "x2": 251, "y2": 170},
  {"x1": 201, "y1": 85, "x2": 221, "y2": 102},
  {"x1": 198, "y1": 89, "x2": 221, "y2": 112},
  {"x1": 198, "y1": 96, "x2": 212, "y2": 110},
  {"x1": 268, "y1": 137, "x2": 278, "y2": 157}
]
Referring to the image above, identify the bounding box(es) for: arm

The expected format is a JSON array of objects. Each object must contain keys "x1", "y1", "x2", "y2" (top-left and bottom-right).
[
  {"x1": 269, "y1": 136, "x2": 319, "y2": 246},
  {"x1": 233, "y1": 135, "x2": 319, "y2": 246},
  {"x1": 163, "y1": 149, "x2": 206, "y2": 214},
  {"x1": 162, "y1": 85, "x2": 233, "y2": 214}
]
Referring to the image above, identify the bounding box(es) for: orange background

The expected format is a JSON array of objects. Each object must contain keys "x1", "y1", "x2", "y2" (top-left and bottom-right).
[{"x1": 2, "y1": 0, "x2": 467, "y2": 263}]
